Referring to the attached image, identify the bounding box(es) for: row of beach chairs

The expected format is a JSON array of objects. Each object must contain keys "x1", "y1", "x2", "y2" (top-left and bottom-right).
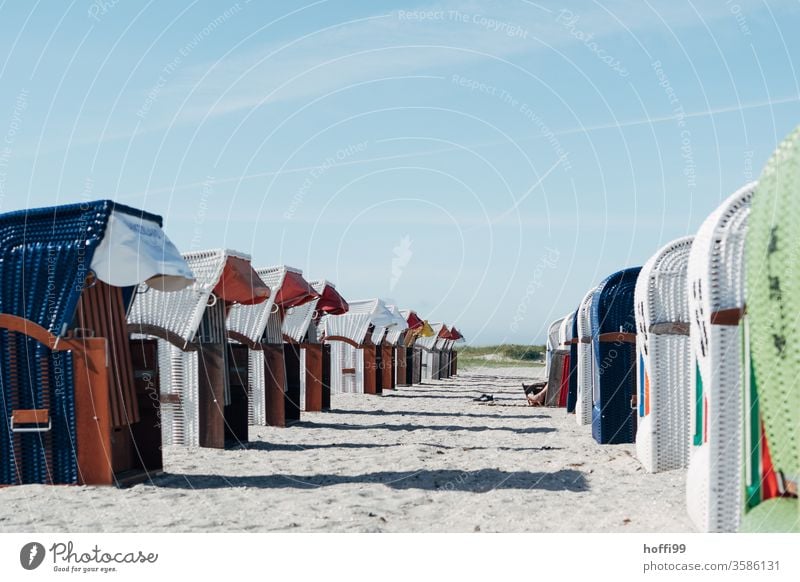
[
  {"x1": 0, "y1": 200, "x2": 464, "y2": 487},
  {"x1": 543, "y1": 125, "x2": 799, "y2": 532}
]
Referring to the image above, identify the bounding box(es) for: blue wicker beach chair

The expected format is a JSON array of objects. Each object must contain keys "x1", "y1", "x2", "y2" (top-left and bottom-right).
[
  {"x1": 0, "y1": 200, "x2": 192, "y2": 485},
  {"x1": 590, "y1": 267, "x2": 641, "y2": 445}
]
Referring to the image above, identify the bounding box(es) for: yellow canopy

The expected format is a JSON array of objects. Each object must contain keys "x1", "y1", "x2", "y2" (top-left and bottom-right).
[{"x1": 418, "y1": 320, "x2": 435, "y2": 337}]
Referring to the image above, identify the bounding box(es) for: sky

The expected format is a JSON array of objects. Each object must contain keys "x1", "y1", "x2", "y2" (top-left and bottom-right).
[{"x1": 0, "y1": 0, "x2": 799, "y2": 345}]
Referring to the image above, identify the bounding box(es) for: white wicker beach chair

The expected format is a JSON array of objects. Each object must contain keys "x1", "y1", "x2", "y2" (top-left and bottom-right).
[
  {"x1": 128, "y1": 248, "x2": 269, "y2": 448},
  {"x1": 685, "y1": 183, "x2": 756, "y2": 532},
  {"x1": 576, "y1": 288, "x2": 597, "y2": 426},
  {"x1": 634, "y1": 236, "x2": 694, "y2": 473},
  {"x1": 417, "y1": 322, "x2": 445, "y2": 381},
  {"x1": 321, "y1": 298, "x2": 395, "y2": 394},
  {"x1": 545, "y1": 317, "x2": 564, "y2": 379}
]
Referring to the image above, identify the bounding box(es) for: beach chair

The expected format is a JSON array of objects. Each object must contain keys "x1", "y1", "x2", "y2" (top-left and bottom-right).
[
  {"x1": 685, "y1": 183, "x2": 755, "y2": 532},
  {"x1": 321, "y1": 299, "x2": 395, "y2": 394},
  {"x1": 448, "y1": 327, "x2": 464, "y2": 375},
  {"x1": 417, "y1": 322, "x2": 445, "y2": 381},
  {"x1": 591, "y1": 267, "x2": 641, "y2": 444},
  {"x1": 576, "y1": 288, "x2": 597, "y2": 426},
  {"x1": 398, "y1": 310, "x2": 429, "y2": 385},
  {"x1": 129, "y1": 249, "x2": 269, "y2": 448},
  {"x1": 435, "y1": 325, "x2": 451, "y2": 379},
  {"x1": 383, "y1": 306, "x2": 409, "y2": 390},
  {"x1": 369, "y1": 323, "x2": 389, "y2": 394},
  {"x1": 227, "y1": 265, "x2": 317, "y2": 428},
  {"x1": 545, "y1": 317, "x2": 563, "y2": 379},
  {"x1": 0, "y1": 200, "x2": 194, "y2": 485},
  {"x1": 740, "y1": 128, "x2": 800, "y2": 532},
  {"x1": 442, "y1": 332, "x2": 456, "y2": 379},
  {"x1": 566, "y1": 310, "x2": 579, "y2": 413},
  {"x1": 634, "y1": 237, "x2": 694, "y2": 473},
  {"x1": 545, "y1": 317, "x2": 568, "y2": 407},
  {"x1": 283, "y1": 280, "x2": 348, "y2": 412}
]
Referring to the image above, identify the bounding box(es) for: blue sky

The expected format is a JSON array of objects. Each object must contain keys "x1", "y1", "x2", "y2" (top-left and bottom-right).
[{"x1": 1, "y1": 0, "x2": 799, "y2": 344}]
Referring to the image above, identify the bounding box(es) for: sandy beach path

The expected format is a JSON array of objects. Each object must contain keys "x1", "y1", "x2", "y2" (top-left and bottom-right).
[{"x1": 0, "y1": 366, "x2": 692, "y2": 532}]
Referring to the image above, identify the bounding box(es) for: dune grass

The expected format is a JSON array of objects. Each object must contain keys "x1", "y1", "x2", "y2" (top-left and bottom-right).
[{"x1": 458, "y1": 344, "x2": 546, "y2": 368}]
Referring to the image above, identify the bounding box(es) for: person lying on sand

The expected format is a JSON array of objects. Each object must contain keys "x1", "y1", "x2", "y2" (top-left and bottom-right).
[{"x1": 522, "y1": 382, "x2": 547, "y2": 406}]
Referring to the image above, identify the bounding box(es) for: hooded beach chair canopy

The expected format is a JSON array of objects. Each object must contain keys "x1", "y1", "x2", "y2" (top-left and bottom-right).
[
  {"x1": 448, "y1": 327, "x2": 465, "y2": 342},
  {"x1": 321, "y1": 298, "x2": 395, "y2": 345},
  {"x1": 226, "y1": 265, "x2": 315, "y2": 345},
  {"x1": 416, "y1": 322, "x2": 444, "y2": 350},
  {"x1": 401, "y1": 310, "x2": 435, "y2": 339},
  {"x1": 0, "y1": 200, "x2": 194, "y2": 336},
  {"x1": 384, "y1": 305, "x2": 410, "y2": 345},
  {"x1": 312, "y1": 280, "x2": 349, "y2": 315},
  {"x1": 282, "y1": 278, "x2": 348, "y2": 342},
  {"x1": 129, "y1": 248, "x2": 268, "y2": 347}
]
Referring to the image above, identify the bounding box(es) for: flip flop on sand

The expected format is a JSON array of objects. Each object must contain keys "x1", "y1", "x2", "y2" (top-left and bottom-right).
[{"x1": 473, "y1": 394, "x2": 494, "y2": 402}]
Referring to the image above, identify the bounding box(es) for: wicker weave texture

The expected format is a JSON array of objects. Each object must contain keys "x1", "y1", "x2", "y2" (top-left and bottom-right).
[
  {"x1": 686, "y1": 183, "x2": 755, "y2": 532},
  {"x1": 634, "y1": 236, "x2": 693, "y2": 473},
  {"x1": 576, "y1": 288, "x2": 596, "y2": 426},
  {"x1": 590, "y1": 267, "x2": 641, "y2": 445}
]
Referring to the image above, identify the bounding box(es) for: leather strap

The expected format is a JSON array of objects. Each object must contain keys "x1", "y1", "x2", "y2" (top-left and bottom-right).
[
  {"x1": 597, "y1": 332, "x2": 636, "y2": 344},
  {"x1": 710, "y1": 307, "x2": 744, "y2": 326},
  {"x1": 649, "y1": 322, "x2": 690, "y2": 336}
]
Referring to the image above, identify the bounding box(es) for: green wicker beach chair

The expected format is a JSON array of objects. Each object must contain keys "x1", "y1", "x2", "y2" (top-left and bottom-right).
[{"x1": 741, "y1": 125, "x2": 800, "y2": 532}]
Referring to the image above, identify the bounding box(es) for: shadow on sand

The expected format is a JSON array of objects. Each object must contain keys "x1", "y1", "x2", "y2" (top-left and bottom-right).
[{"x1": 155, "y1": 468, "x2": 588, "y2": 493}]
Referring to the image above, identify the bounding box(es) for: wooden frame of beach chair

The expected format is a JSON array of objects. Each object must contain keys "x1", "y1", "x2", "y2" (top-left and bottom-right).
[
  {"x1": 0, "y1": 200, "x2": 194, "y2": 485},
  {"x1": 741, "y1": 128, "x2": 800, "y2": 531},
  {"x1": 590, "y1": 267, "x2": 641, "y2": 445},
  {"x1": 284, "y1": 280, "x2": 348, "y2": 412},
  {"x1": 227, "y1": 265, "x2": 317, "y2": 428},
  {"x1": 129, "y1": 249, "x2": 269, "y2": 449},
  {"x1": 685, "y1": 183, "x2": 755, "y2": 532},
  {"x1": 576, "y1": 288, "x2": 597, "y2": 426},
  {"x1": 634, "y1": 236, "x2": 694, "y2": 473},
  {"x1": 321, "y1": 299, "x2": 395, "y2": 395}
]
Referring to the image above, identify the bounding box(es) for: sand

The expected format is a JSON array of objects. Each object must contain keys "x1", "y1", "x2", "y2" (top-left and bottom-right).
[{"x1": 0, "y1": 366, "x2": 693, "y2": 533}]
